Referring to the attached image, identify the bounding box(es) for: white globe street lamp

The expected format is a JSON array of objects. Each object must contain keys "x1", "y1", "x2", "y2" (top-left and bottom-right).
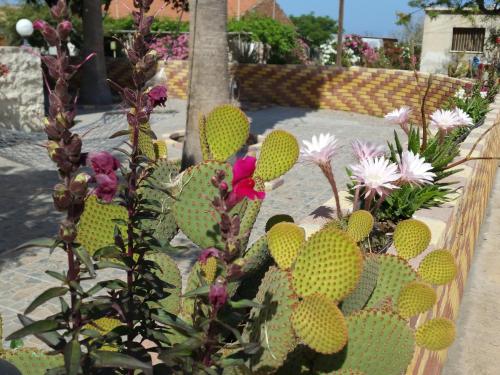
[{"x1": 15, "y1": 19, "x2": 34, "y2": 46}]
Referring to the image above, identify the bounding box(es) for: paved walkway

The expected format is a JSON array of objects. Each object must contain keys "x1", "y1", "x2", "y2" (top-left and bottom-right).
[
  {"x1": 0, "y1": 100, "x2": 401, "y2": 348},
  {"x1": 443, "y1": 169, "x2": 500, "y2": 375}
]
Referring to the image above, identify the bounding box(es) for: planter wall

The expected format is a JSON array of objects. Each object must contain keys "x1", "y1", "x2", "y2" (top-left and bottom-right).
[
  {"x1": 160, "y1": 60, "x2": 467, "y2": 123},
  {"x1": 299, "y1": 92, "x2": 500, "y2": 375}
]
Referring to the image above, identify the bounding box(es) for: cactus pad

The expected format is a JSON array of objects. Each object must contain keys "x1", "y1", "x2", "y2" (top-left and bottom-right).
[
  {"x1": 205, "y1": 105, "x2": 250, "y2": 161},
  {"x1": 242, "y1": 235, "x2": 271, "y2": 275},
  {"x1": 331, "y1": 370, "x2": 366, "y2": 375},
  {"x1": 291, "y1": 294, "x2": 348, "y2": 354},
  {"x1": 255, "y1": 130, "x2": 299, "y2": 182},
  {"x1": 365, "y1": 255, "x2": 418, "y2": 308},
  {"x1": 292, "y1": 228, "x2": 363, "y2": 301},
  {"x1": 245, "y1": 267, "x2": 298, "y2": 372},
  {"x1": 397, "y1": 281, "x2": 437, "y2": 319},
  {"x1": 199, "y1": 116, "x2": 211, "y2": 161},
  {"x1": 3, "y1": 349, "x2": 64, "y2": 375},
  {"x1": 315, "y1": 310, "x2": 415, "y2": 375},
  {"x1": 140, "y1": 160, "x2": 180, "y2": 245},
  {"x1": 239, "y1": 177, "x2": 265, "y2": 247},
  {"x1": 77, "y1": 195, "x2": 127, "y2": 255},
  {"x1": 265, "y1": 214, "x2": 295, "y2": 232},
  {"x1": 393, "y1": 219, "x2": 431, "y2": 260},
  {"x1": 418, "y1": 249, "x2": 457, "y2": 285},
  {"x1": 153, "y1": 139, "x2": 168, "y2": 159},
  {"x1": 415, "y1": 318, "x2": 456, "y2": 351},
  {"x1": 173, "y1": 161, "x2": 233, "y2": 249},
  {"x1": 201, "y1": 257, "x2": 218, "y2": 283},
  {"x1": 130, "y1": 122, "x2": 156, "y2": 160},
  {"x1": 341, "y1": 255, "x2": 380, "y2": 315},
  {"x1": 347, "y1": 210, "x2": 374, "y2": 242},
  {"x1": 145, "y1": 252, "x2": 182, "y2": 315},
  {"x1": 267, "y1": 222, "x2": 305, "y2": 270}
]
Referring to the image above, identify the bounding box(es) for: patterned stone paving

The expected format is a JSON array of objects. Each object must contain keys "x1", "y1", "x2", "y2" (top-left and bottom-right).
[{"x1": 0, "y1": 100, "x2": 401, "y2": 349}]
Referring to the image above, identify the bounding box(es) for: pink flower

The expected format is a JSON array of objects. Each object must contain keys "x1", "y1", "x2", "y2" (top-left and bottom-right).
[
  {"x1": 350, "y1": 157, "x2": 400, "y2": 197},
  {"x1": 351, "y1": 140, "x2": 385, "y2": 161},
  {"x1": 209, "y1": 280, "x2": 228, "y2": 312},
  {"x1": 199, "y1": 248, "x2": 221, "y2": 265},
  {"x1": 226, "y1": 157, "x2": 265, "y2": 208},
  {"x1": 147, "y1": 85, "x2": 167, "y2": 107},
  {"x1": 398, "y1": 151, "x2": 435, "y2": 186},
  {"x1": 87, "y1": 151, "x2": 120, "y2": 175},
  {"x1": 94, "y1": 173, "x2": 119, "y2": 202},
  {"x1": 429, "y1": 109, "x2": 461, "y2": 132},
  {"x1": 57, "y1": 20, "x2": 72, "y2": 40},
  {"x1": 33, "y1": 20, "x2": 47, "y2": 30},
  {"x1": 385, "y1": 106, "x2": 412, "y2": 127},
  {"x1": 453, "y1": 108, "x2": 473, "y2": 126},
  {"x1": 300, "y1": 133, "x2": 339, "y2": 165}
]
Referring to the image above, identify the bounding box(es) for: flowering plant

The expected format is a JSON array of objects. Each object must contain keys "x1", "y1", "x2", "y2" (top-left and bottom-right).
[{"x1": 149, "y1": 33, "x2": 189, "y2": 61}]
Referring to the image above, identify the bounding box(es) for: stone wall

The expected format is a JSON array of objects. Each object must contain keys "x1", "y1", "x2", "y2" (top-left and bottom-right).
[
  {"x1": 161, "y1": 60, "x2": 468, "y2": 123},
  {"x1": 0, "y1": 47, "x2": 44, "y2": 132}
]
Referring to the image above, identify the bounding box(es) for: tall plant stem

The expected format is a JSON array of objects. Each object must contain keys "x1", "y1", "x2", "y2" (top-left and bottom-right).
[
  {"x1": 319, "y1": 162, "x2": 343, "y2": 219},
  {"x1": 414, "y1": 71, "x2": 432, "y2": 151}
]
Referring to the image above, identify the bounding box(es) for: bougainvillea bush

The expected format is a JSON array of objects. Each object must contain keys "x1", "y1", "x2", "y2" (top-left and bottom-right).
[
  {"x1": 1, "y1": 1, "x2": 499, "y2": 374},
  {"x1": 149, "y1": 34, "x2": 189, "y2": 61}
]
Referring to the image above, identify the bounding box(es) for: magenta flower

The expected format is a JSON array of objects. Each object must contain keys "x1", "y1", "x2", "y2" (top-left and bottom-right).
[
  {"x1": 225, "y1": 157, "x2": 265, "y2": 209},
  {"x1": 87, "y1": 151, "x2": 120, "y2": 175},
  {"x1": 33, "y1": 20, "x2": 47, "y2": 30},
  {"x1": 94, "y1": 173, "x2": 119, "y2": 202},
  {"x1": 57, "y1": 20, "x2": 72, "y2": 40},
  {"x1": 209, "y1": 281, "x2": 228, "y2": 312},
  {"x1": 147, "y1": 86, "x2": 167, "y2": 108},
  {"x1": 199, "y1": 248, "x2": 221, "y2": 265}
]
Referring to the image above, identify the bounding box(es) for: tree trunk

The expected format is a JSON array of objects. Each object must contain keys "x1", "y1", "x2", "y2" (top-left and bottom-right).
[
  {"x1": 181, "y1": 0, "x2": 230, "y2": 169},
  {"x1": 336, "y1": 0, "x2": 344, "y2": 67},
  {"x1": 79, "y1": 0, "x2": 113, "y2": 105}
]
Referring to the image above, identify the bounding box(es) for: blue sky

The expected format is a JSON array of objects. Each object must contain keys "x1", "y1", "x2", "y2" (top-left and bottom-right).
[{"x1": 279, "y1": 0, "x2": 417, "y2": 37}]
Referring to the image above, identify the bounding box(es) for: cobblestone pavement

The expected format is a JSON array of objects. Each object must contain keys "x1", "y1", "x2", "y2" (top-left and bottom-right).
[{"x1": 0, "y1": 99, "x2": 400, "y2": 348}]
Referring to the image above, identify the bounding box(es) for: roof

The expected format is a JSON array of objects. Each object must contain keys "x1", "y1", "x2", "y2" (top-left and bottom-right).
[{"x1": 107, "y1": 0, "x2": 279, "y2": 20}]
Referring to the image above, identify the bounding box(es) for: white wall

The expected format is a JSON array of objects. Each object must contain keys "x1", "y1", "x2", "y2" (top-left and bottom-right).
[
  {"x1": 0, "y1": 47, "x2": 44, "y2": 132},
  {"x1": 420, "y1": 11, "x2": 499, "y2": 74}
]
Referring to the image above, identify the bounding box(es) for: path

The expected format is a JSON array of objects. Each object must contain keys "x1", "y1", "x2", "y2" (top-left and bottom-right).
[
  {"x1": 443, "y1": 168, "x2": 500, "y2": 375},
  {"x1": 0, "y1": 100, "x2": 401, "y2": 348}
]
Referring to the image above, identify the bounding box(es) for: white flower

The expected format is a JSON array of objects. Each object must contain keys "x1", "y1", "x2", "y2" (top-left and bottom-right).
[
  {"x1": 429, "y1": 109, "x2": 461, "y2": 132},
  {"x1": 453, "y1": 108, "x2": 473, "y2": 126},
  {"x1": 351, "y1": 140, "x2": 385, "y2": 161},
  {"x1": 300, "y1": 133, "x2": 339, "y2": 164},
  {"x1": 350, "y1": 157, "x2": 401, "y2": 197},
  {"x1": 385, "y1": 106, "x2": 412, "y2": 126},
  {"x1": 398, "y1": 151, "x2": 436, "y2": 186},
  {"x1": 480, "y1": 91, "x2": 487, "y2": 99},
  {"x1": 454, "y1": 88, "x2": 466, "y2": 100}
]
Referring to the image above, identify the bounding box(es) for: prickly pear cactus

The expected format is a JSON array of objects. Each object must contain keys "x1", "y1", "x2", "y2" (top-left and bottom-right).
[
  {"x1": 77, "y1": 195, "x2": 128, "y2": 255},
  {"x1": 2, "y1": 349, "x2": 64, "y2": 375},
  {"x1": 267, "y1": 222, "x2": 305, "y2": 270},
  {"x1": 153, "y1": 139, "x2": 168, "y2": 160},
  {"x1": 418, "y1": 249, "x2": 457, "y2": 285},
  {"x1": 346, "y1": 210, "x2": 374, "y2": 242},
  {"x1": 415, "y1": 318, "x2": 456, "y2": 351},
  {"x1": 393, "y1": 219, "x2": 431, "y2": 260},
  {"x1": 397, "y1": 281, "x2": 437, "y2": 319},
  {"x1": 204, "y1": 105, "x2": 250, "y2": 161},
  {"x1": 314, "y1": 310, "x2": 415, "y2": 375},
  {"x1": 364, "y1": 254, "x2": 418, "y2": 309},
  {"x1": 130, "y1": 121, "x2": 156, "y2": 160},
  {"x1": 146, "y1": 251, "x2": 182, "y2": 315},
  {"x1": 172, "y1": 161, "x2": 233, "y2": 249},
  {"x1": 244, "y1": 266, "x2": 298, "y2": 373},
  {"x1": 292, "y1": 227, "x2": 363, "y2": 301},
  {"x1": 140, "y1": 160, "x2": 180, "y2": 245},
  {"x1": 254, "y1": 130, "x2": 299, "y2": 182},
  {"x1": 341, "y1": 255, "x2": 379, "y2": 315}
]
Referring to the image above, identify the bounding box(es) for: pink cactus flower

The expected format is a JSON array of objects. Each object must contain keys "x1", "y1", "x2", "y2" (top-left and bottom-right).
[
  {"x1": 300, "y1": 133, "x2": 339, "y2": 165},
  {"x1": 199, "y1": 248, "x2": 221, "y2": 264},
  {"x1": 350, "y1": 157, "x2": 400, "y2": 197},
  {"x1": 453, "y1": 108, "x2": 473, "y2": 126},
  {"x1": 351, "y1": 140, "x2": 385, "y2": 162},
  {"x1": 398, "y1": 151, "x2": 435, "y2": 186},
  {"x1": 385, "y1": 106, "x2": 412, "y2": 127},
  {"x1": 429, "y1": 109, "x2": 461, "y2": 132},
  {"x1": 87, "y1": 151, "x2": 120, "y2": 175},
  {"x1": 94, "y1": 173, "x2": 119, "y2": 202},
  {"x1": 147, "y1": 85, "x2": 167, "y2": 107}
]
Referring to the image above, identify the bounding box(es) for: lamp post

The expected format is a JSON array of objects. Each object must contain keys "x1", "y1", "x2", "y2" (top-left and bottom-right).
[{"x1": 15, "y1": 19, "x2": 34, "y2": 46}]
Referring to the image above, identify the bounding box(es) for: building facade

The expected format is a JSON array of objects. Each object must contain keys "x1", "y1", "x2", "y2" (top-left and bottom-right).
[{"x1": 420, "y1": 8, "x2": 499, "y2": 74}]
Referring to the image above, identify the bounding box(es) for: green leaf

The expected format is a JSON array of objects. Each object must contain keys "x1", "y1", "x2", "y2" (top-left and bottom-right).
[
  {"x1": 64, "y1": 338, "x2": 81, "y2": 375},
  {"x1": 228, "y1": 299, "x2": 264, "y2": 309},
  {"x1": 93, "y1": 245, "x2": 122, "y2": 260},
  {"x1": 15, "y1": 237, "x2": 59, "y2": 251},
  {"x1": 91, "y1": 350, "x2": 152, "y2": 374},
  {"x1": 17, "y1": 315, "x2": 65, "y2": 349},
  {"x1": 109, "y1": 129, "x2": 131, "y2": 138},
  {"x1": 25, "y1": 287, "x2": 68, "y2": 314},
  {"x1": 74, "y1": 246, "x2": 96, "y2": 277},
  {"x1": 7, "y1": 318, "x2": 60, "y2": 340},
  {"x1": 181, "y1": 284, "x2": 210, "y2": 299},
  {"x1": 45, "y1": 270, "x2": 67, "y2": 282},
  {"x1": 9, "y1": 338, "x2": 24, "y2": 349},
  {"x1": 95, "y1": 261, "x2": 130, "y2": 271}
]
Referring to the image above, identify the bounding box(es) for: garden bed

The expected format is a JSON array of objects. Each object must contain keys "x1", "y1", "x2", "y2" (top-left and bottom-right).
[{"x1": 299, "y1": 92, "x2": 500, "y2": 374}]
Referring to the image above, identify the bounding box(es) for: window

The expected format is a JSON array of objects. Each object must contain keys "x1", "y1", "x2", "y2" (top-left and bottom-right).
[{"x1": 452, "y1": 28, "x2": 486, "y2": 53}]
